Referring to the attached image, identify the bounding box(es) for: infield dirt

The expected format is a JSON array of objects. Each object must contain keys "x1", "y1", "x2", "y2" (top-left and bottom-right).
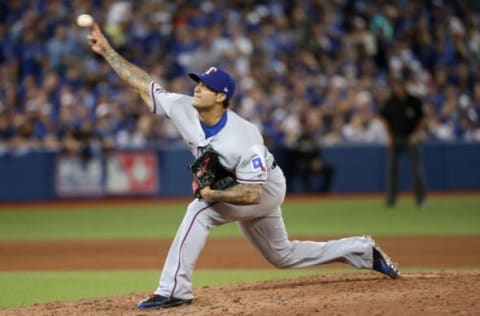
[{"x1": 1, "y1": 272, "x2": 479, "y2": 315}]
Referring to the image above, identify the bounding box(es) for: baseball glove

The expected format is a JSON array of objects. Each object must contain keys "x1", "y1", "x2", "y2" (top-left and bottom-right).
[{"x1": 190, "y1": 147, "x2": 237, "y2": 198}]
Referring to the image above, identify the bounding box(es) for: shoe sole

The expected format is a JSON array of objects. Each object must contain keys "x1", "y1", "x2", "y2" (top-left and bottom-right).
[{"x1": 138, "y1": 299, "x2": 192, "y2": 309}]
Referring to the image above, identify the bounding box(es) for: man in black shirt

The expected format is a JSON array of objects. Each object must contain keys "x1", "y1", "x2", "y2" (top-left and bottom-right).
[{"x1": 379, "y1": 73, "x2": 427, "y2": 207}]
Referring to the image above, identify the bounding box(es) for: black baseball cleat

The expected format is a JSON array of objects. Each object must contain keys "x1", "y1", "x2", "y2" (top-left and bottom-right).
[
  {"x1": 137, "y1": 294, "x2": 192, "y2": 309},
  {"x1": 367, "y1": 236, "x2": 400, "y2": 279}
]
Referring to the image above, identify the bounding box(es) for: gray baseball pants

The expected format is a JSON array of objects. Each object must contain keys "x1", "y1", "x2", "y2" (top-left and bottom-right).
[{"x1": 155, "y1": 171, "x2": 374, "y2": 299}]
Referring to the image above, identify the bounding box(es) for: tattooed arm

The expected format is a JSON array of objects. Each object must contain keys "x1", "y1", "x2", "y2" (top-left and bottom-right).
[
  {"x1": 199, "y1": 184, "x2": 262, "y2": 205},
  {"x1": 87, "y1": 23, "x2": 155, "y2": 111}
]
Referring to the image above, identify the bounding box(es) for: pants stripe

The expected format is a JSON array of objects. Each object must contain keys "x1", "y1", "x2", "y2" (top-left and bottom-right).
[{"x1": 170, "y1": 202, "x2": 214, "y2": 298}]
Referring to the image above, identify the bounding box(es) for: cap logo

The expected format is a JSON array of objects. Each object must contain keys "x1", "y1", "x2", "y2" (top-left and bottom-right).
[{"x1": 205, "y1": 66, "x2": 217, "y2": 75}]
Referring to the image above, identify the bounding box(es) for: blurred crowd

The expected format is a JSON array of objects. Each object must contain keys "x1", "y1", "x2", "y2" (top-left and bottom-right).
[{"x1": 1, "y1": 0, "x2": 480, "y2": 156}]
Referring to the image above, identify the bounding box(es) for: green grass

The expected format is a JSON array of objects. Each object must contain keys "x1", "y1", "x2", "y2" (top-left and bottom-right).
[
  {"x1": 0, "y1": 196, "x2": 479, "y2": 241},
  {"x1": 281, "y1": 196, "x2": 480, "y2": 236},
  {"x1": 0, "y1": 203, "x2": 186, "y2": 241},
  {"x1": 0, "y1": 269, "x2": 331, "y2": 308}
]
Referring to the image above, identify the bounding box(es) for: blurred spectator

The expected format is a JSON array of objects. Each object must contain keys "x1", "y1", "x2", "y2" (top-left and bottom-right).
[
  {"x1": 0, "y1": 0, "x2": 478, "y2": 158},
  {"x1": 46, "y1": 24, "x2": 82, "y2": 74},
  {"x1": 285, "y1": 115, "x2": 335, "y2": 193}
]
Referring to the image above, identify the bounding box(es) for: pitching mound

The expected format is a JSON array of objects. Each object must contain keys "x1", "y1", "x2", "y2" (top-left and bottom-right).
[{"x1": 2, "y1": 271, "x2": 479, "y2": 316}]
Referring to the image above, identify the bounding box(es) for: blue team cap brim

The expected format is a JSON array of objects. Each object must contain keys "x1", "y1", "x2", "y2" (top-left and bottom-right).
[
  {"x1": 188, "y1": 73, "x2": 201, "y2": 83},
  {"x1": 188, "y1": 73, "x2": 221, "y2": 94}
]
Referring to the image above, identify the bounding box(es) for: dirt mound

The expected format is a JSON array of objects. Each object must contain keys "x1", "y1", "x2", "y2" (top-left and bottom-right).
[{"x1": 2, "y1": 271, "x2": 479, "y2": 316}]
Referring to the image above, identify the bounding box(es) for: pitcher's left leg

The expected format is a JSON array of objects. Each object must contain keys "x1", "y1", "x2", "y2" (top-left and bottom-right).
[{"x1": 237, "y1": 209, "x2": 373, "y2": 269}]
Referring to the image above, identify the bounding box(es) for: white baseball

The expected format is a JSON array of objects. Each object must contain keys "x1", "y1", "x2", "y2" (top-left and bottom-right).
[{"x1": 76, "y1": 14, "x2": 94, "y2": 28}]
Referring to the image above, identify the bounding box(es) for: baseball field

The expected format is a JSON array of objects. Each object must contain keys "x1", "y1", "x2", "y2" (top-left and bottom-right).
[{"x1": 0, "y1": 192, "x2": 479, "y2": 315}]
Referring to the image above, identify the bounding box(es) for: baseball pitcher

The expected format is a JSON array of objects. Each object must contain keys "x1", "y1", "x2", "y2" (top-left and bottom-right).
[{"x1": 86, "y1": 22, "x2": 399, "y2": 310}]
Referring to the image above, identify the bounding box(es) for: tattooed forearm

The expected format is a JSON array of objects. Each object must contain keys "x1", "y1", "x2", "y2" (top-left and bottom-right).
[
  {"x1": 208, "y1": 183, "x2": 262, "y2": 205},
  {"x1": 103, "y1": 47, "x2": 153, "y2": 94},
  {"x1": 102, "y1": 47, "x2": 159, "y2": 111}
]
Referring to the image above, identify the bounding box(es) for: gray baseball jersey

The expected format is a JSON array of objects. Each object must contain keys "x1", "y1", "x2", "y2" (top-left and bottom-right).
[{"x1": 149, "y1": 81, "x2": 374, "y2": 300}]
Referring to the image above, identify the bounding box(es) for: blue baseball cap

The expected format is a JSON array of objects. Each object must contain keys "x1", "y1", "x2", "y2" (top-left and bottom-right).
[{"x1": 188, "y1": 67, "x2": 236, "y2": 101}]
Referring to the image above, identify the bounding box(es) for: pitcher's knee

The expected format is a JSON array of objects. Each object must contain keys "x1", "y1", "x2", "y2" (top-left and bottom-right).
[
  {"x1": 269, "y1": 257, "x2": 292, "y2": 269},
  {"x1": 264, "y1": 246, "x2": 293, "y2": 268}
]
